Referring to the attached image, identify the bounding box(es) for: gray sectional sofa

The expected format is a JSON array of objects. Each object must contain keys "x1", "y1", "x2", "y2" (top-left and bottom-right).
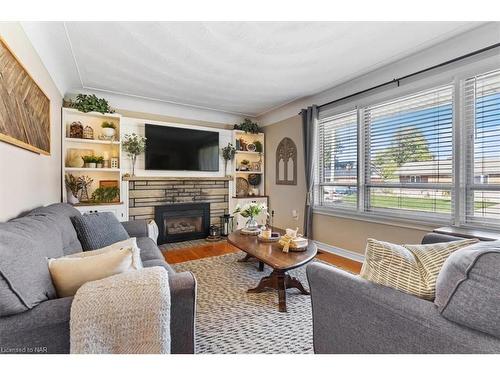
[
  {"x1": 307, "y1": 232, "x2": 500, "y2": 353},
  {"x1": 0, "y1": 203, "x2": 196, "y2": 354}
]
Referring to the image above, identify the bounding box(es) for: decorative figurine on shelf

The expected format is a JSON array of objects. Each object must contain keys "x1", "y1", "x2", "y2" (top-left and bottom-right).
[
  {"x1": 240, "y1": 159, "x2": 250, "y2": 171},
  {"x1": 69, "y1": 121, "x2": 83, "y2": 138},
  {"x1": 247, "y1": 174, "x2": 261, "y2": 196},
  {"x1": 77, "y1": 175, "x2": 93, "y2": 202},
  {"x1": 246, "y1": 143, "x2": 256, "y2": 152},
  {"x1": 221, "y1": 142, "x2": 236, "y2": 177},
  {"x1": 110, "y1": 157, "x2": 119, "y2": 169},
  {"x1": 239, "y1": 137, "x2": 246, "y2": 151},
  {"x1": 83, "y1": 125, "x2": 94, "y2": 140}
]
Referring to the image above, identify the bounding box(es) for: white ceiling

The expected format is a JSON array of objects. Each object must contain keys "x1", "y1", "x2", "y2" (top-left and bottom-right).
[{"x1": 23, "y1": 22, "x2": 484, "y2": 117}]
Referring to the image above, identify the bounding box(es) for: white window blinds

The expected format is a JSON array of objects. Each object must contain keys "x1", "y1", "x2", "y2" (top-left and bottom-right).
[
  {"x1": 464, "y1": 69, "x2": 500, "y2": 225},
  {"x1": 363, "y1": 85, "x2": 454, "y2": 218},
  {"x1": 317, "y1": 111, "x2": 358, "y2": 210}
]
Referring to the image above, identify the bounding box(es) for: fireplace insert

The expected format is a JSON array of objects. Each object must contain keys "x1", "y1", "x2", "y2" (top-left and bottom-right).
[{"x1": 155, "y1": 202, "x2": 210, "y2": 244}]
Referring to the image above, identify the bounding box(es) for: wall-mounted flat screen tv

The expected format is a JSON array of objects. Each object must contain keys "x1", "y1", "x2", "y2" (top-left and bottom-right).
[{"x1": 145, "y1": 124, "x2": 219, "y2": 171}]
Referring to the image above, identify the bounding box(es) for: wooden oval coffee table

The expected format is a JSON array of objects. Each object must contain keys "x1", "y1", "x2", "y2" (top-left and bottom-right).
[{"x1": 227, "y1": 229, "x2": 317, "y2": 312}]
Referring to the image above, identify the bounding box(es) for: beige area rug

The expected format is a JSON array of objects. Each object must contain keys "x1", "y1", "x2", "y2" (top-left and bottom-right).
[
  {"x1": 159, "y1": 238, "x2": 226, "y2": 251},
  {"x1": 173, "y1": 252, "x2": 315, "y2": 354}
]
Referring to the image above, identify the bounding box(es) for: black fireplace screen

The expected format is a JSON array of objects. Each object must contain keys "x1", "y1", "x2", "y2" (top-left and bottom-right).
[
  {"x1": 155, "y1": 203, "x2": 210, "y2": 244},
  {"x1": 165, "y1": 216, "x2": 202, "y2": 235}
]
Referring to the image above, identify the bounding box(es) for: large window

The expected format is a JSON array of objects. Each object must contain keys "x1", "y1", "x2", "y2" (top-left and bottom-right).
[
  {"x1": 465, "y1": 70, "x2": 500, "y2": 225},
  {"x1": 364, "y1": 86, "x2": 454, "y2": 219},
  {"x1": 314, "y1": 68, "x2": 500, "y2": 228},
  {"x1": 317, "y1": 111, "x2": 358, "y2": 210}
]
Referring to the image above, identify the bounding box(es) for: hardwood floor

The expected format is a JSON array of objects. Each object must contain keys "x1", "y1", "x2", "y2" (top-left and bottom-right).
[
  {"x1": 316, "y1": 251, "x2": 362, "y2": 274},
  {"x1": 163, "y1": 240, "x2": 362, "y2": 274},
  {"x1": 163, "y1": 241, "x2": 238, "y2": 264}
]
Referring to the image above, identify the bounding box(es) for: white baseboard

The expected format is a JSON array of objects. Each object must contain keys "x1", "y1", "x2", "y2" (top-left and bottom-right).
[{"x1": 314, "y1": 240, "x2": 365, "y2": 263}]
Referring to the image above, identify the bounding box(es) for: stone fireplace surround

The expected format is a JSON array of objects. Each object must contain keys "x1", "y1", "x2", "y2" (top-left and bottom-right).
[{"x1": 124, "y1": 176, "x2": 230, "y2": 228}]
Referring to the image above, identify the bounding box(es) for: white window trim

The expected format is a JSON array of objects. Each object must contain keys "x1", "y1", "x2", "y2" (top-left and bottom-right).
[
  {"x1": 462, "y1": 69, "x2": 500, "y2": 228},
  {"x1": 313, "y1": 56, "x2": 500, "y2": 230}
]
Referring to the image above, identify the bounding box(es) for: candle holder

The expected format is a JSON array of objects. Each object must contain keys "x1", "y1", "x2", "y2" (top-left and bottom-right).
[
  {"x1": 220, "y1": 214, "x2": 234, "y2": 237},
  {"x1": 206, "y1": 225, "x2": 222, "y2": 242}
]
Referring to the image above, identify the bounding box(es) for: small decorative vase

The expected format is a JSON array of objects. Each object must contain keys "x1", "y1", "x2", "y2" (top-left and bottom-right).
[
  {"x1": 69, "y1": 156, "x2": 84, "y2": 168},
  {"x1": 96, "y1": 163, "x2": 103, "y2": 168},
  {"x1": 131, "y1": 155, "x2": 137, "y2": 176},
  {"x1": 66, "y1": 188, "x2": 79, "y2": 205},
  {"x1": 87, "y1": 162, "x2": 96, "y2": 168},
  {"x1": 102, "y1": 128, "x2": 115, "y2": 138},
  {"x1": 245, "y1": 216, "x2": 259, "y2": 230}
]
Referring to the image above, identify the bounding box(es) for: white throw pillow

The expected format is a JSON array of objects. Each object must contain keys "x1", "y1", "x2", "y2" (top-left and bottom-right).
[
  {"x1": 65, "y1": 238, "x2": 143, "y2": 270},
  {"x1": 48, "y1": 239, "x2": 143, "y2": 297}
]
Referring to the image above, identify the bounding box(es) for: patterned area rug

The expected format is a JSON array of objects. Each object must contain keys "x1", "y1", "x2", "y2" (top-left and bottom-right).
[
  {"x1": 160, "y1": 238, "x2": 226, "y2": 251},
  {"x1": 173, "y1": 252, "x2": 314, "y2": 354}
]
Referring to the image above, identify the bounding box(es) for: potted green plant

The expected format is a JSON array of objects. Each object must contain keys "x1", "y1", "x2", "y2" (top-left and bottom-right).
[
  {"x1": 221, "y1": 143, "x2": 236, "y2": 176},
  {"x1": 95, "y1": 156, "x2": 104, "y2": 168},
  {"x1": 64, "y1": 174, "x2": 81, "y2": 204},
  {"x1": 253, "y1": 140, "x2": 263, "y2": 153},
  {"x1": 82, "y1": 155, "x2": 97, "y2": 168},
  {"x1": 101, "y1": 121, "x2": 116, "y2": 138},
  {"x1": 234, "y1": 119, "x2": 260, "y2": 134},
  {"x1": 122, "y1": 133, "x2": 146, "y2": 176},
  {"x1": 233, "y1": 202, "x2": 268, "y2": 230},
  {"x1": 66, "y1": 94, "x2": 114, "y2": 114},
  {"x1": 91, "y1": 186, "x2": 120, "y2": 203}
]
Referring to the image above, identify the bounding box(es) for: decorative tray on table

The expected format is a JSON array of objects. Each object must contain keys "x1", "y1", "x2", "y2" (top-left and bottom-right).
[
  {"x1": 257, "y1": 232, "x2": 280, "y2": 242},
  {"x1": 278, "y1": 237, "x2": 309, "y2": 252},
  {"x1": 240, "y1": 227, "x2": 261, "y2": 236}
]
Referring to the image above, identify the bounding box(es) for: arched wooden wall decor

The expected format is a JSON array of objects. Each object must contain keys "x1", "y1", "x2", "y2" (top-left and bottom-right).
[{"x1": 276, "y1": 137, "x2": 297, "y2": 185}]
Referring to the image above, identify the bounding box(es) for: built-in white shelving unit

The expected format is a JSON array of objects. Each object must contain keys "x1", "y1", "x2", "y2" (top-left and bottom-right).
[
  {"x1": 65, "y1": 137, "x2": 121, "y2": 145},
  {"x1": 230, "y1": 130, "x2": 268, "y2": 229},
  {"x1": 61, "y1": 108, "x2": 126, "y2": 220}
]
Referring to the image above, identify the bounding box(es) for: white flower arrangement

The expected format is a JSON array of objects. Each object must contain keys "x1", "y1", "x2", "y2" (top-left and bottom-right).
[{"x1": 233, "y1": 202, "x2": 268, "y2": 218}]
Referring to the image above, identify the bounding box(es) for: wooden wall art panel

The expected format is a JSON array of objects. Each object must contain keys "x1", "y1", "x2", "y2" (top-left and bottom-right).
[{"x1": 0, "y1": 38, "x2": 50, "y2": 155}]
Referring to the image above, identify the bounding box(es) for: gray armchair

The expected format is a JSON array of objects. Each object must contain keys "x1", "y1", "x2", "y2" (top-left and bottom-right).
[{"x1": 306, "y1": 233, "x2": 500, "y2": 354}]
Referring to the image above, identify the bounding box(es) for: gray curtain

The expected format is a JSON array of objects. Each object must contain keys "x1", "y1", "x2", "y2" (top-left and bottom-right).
[{"x1": 301, "y1": 105, "x2": 318, "y2": 238}]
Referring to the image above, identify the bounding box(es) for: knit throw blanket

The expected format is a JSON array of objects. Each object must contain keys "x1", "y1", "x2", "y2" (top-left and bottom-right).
[{"x1": 70, "y1": 267, "x2": 171, "y2": 354}]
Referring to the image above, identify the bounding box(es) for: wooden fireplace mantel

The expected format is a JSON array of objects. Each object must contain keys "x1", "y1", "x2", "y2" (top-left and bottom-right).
[{"x1": 123, "y1": 175, "x2": 232, "y2": 181}]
